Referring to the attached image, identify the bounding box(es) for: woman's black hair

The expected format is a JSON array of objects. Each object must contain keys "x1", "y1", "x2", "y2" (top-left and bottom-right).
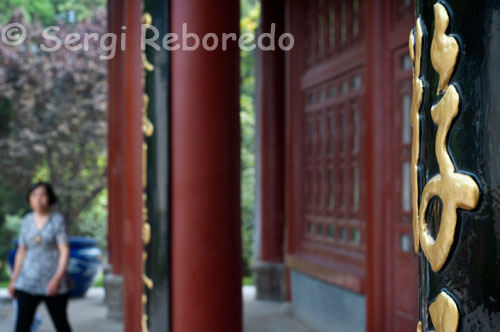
[{"x1": 26, "y1": 181, "x2": 58, "y2": 206}]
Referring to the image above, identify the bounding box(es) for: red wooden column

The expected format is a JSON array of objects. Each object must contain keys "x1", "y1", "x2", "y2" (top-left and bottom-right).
[
  {"x1": 171, "y1": 0, "x2": 242, "y2": 331},
  {"x1": 254, "y1": 0, "x2": 286, "y2": 301},
  {"x1": 107, "y1": 0, "x2": 125, "y2": 277},
  {"x1": 122, "y1": 0, "x2": 144, "y2": 330},
  {"x1": 365, "y1": 0, "x2": 389, "y2": 331}
]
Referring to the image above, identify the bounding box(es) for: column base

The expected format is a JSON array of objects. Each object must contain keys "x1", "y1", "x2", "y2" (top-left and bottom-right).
[
  {"x1": 253, "y1": 261, "x2": 285, "y2": 301},
  {"x1": 103, "y1": 269, "x2": 124, "y2": 320}
]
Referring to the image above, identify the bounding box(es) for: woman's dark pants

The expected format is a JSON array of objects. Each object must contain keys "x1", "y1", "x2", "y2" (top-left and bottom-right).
[{"x1": 15, "y1": 289, "x2": 72, "y2": 332}]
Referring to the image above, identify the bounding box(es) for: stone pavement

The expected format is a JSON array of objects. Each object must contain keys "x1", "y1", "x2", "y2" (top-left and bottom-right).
[
  {"x1": 0, "y1": 288, "x2": 122, "y2": 332},
  {"x1": 243, "y1": 286, "x2": 317, "y2": 332},
  {"x1": 0, "y1": 286, "x2": 315, "y2": 332}
]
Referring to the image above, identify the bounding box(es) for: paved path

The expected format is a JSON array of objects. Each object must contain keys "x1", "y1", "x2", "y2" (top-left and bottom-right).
[
  {"x1": 243, "y1": 286, "x2": 317, "y2": 332},
  {"x1": 0, "y1": 286, "x2": 315, "y2": 332},
  {"x1": 0, "y1": 288, "x2": 122, "y2": 332}
]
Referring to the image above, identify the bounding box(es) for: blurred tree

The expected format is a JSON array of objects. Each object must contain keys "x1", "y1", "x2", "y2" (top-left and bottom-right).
[
  {"x1": 77, "y1": 189, "x2": 108, "y2": 249},
  {"x1": 56, "y1": 0, "x2": 107, "y2": 23},
  {"x1": 0, "y1": 10, "x2": 108, "y2": 230},
  {"x1": 0, "y1": 214, "x2": 22, "y2": 276},
  {"x1": 240, "y1": 0, "x2": 260, "y2": 276},
  {"x1": 0, "y1": 0, "x2": 106, "y2": 26},
  {"x1": 0, "y1": 181, "x2": 28, "y2": 274}
]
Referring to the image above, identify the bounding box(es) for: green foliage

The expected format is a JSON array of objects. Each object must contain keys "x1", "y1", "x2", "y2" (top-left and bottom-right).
[
  {"x1": 0, "y1": 214, "x2": 23, "y2": 276},
  {"x1": 74, "y1": 189, "x2": 108, "y2": 250},
  {"x1": 0, "y1": 182, "x2": 28, "y2": 269},
  {"x1": 94, "y1": 271, "x2": 104, "y2": 287},
  {"x1": 0, "y1": 265, "x2": 10, "y2": 284},
  {"x1": 0, "y1": 0, "x2": 106, "y2": 26},
  {"x1": 0, "y1": 97, "x2": 13, "y2": 138},
  {"x1": 240, "y1": 0, "x2": 260, "y2": 276},
  {"x1": 243, "y1": 276, "x2": 254, "y2": 286},
  {"x1": 57, "y1": 0, "x2": 107, "y2": 23},
  {"x1": 0, "y1": 182, "x2": 27, "y2": 217}
]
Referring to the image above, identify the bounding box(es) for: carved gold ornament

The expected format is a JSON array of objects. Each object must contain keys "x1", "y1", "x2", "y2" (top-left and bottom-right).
[
  {"x1": 142, "y1": 143, "x2": 148, "y2": 187},
  {"x1": 430, "y1": 3, "x2": 459, "y2": 95},
  {"x1": 142, "y1": 251, "x2": 154, "y2": 290},
  {"x1": 410, "y1": 3, "x2": 479, "y2": 331},
  {"x1": 142, "y1": 94, "x2": 154, "y2": 137},
  {"x1": 141, "y1": 11, "x2": 155, "y2": 332},
  {"x1": 417, "y1": 3, "x2": 479, "y2": 273},
  {"x1": 409, "y1": 17, "x2": 425, "y2": 253},
  {"x1": 142, "y1": 12, "x2": 152, "y2": 27},
  {"x1": 429, "y1": 292, "x2": 459, "y2": 332},
  {"x1": 143, "y1": 221, "x2": 151, "y2": 244},
  {"x1": 418, "y1": 84, "x2": 479, "y2": 272},
  {"x1": 141, "y1": 294, "x2": 149, "y2": 332}
]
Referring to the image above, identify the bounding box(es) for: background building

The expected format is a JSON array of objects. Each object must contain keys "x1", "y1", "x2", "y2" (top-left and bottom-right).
[{"x1": 105, "y1": 0, "x2": 420, "y2": 332}]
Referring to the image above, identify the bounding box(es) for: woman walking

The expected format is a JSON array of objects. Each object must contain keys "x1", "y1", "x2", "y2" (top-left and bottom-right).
[{"x1": 8, "y1": 182, "x2": 73, "y2": 332}]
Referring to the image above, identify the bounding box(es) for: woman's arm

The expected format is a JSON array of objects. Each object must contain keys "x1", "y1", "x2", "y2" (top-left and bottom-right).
[
  {"x1": 47, "y1": 243, "x2": 70, "y2": 295},
  {"x1": 9, "y1": 245, "x2": 27, "y2": 297}
]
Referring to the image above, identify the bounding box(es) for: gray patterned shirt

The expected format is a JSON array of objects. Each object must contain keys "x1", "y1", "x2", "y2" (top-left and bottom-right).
[{"x1": 14, "y1": 212, "x2": 72, "y2": 295}]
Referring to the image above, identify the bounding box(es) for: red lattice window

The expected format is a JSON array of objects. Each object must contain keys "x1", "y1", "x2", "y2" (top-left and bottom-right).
[
  {"x1": 392, "y1": 49, "x2": 413, "y2": 251},
  {"x1": 306, "y1": 0, "x2": 365, "y2": 67},
  {"x1": 304, "y1": 70, "x2": 365, "y2": 254},
  {"x1": 287, "y1": 0, "x2": 367, "y2": 294}
]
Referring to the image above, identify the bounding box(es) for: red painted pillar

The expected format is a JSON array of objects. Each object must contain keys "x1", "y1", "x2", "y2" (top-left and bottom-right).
[
  {"x1": 365, "y1": 0, "x2": 389, "y2": 331},
  {"x1": 283, "y1": 0, "x2": 307, "y2": 301},
  {"x1": 171, "y1": 0, "x2": 242, "y2": 331},
  {"x1": 122, "y1": 0, "x2": 144, "y2": 331},
  {"x1": 107, "y1": 0, "x2": 125, "y2": 276},
  {"x1": 254, "y1": 0, "x2": 286, "y2": 300}
]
